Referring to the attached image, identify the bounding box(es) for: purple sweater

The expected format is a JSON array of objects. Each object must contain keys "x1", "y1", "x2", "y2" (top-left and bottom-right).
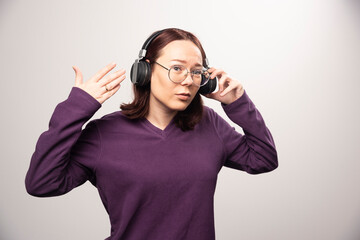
[{"x1": 25, "y1": 87, "x2": 278, "y2": 240}]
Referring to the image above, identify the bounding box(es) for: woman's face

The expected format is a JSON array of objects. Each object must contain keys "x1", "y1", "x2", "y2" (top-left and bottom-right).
[{"x1": 149, "y1": 40, "x2": 202, "y2": 114}]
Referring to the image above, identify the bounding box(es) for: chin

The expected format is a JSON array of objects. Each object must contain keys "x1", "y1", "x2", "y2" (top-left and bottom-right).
[{"x1": 169, "y1": 101, "x2": 191, "y2": 112}]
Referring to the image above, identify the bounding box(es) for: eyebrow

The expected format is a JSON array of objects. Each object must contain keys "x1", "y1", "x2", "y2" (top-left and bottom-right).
[{"x1": 170, "y1": 59, "x2": 203, "y2": 67}]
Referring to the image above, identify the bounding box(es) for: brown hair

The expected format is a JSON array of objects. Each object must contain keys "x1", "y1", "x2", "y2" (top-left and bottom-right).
[{"x1": 120, "y1": 28, "x2": 207, "y2": 131}]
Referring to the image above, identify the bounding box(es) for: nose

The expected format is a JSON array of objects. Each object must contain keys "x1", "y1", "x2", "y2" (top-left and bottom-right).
[{"x1": 180, "y1": 73, "x2": 193, "y2": 86}]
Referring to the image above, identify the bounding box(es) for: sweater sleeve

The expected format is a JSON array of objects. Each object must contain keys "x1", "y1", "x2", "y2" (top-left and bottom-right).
[
  {"x1": 210, "y1": 90, "x2": 278, "y2": 174},
  {"x1": 25, "y1": 87, "x2": 102, "y2": 197}
]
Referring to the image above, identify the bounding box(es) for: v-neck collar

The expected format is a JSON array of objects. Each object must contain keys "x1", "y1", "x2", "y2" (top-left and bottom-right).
[{"x1": 140, "y1": 117, "x2": 177, "y2": 138}]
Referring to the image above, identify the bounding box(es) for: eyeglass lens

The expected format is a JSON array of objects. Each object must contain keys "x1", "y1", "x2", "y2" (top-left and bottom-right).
[{"x1": 169, "y1": 65, "x2": 210, "y2": 86}]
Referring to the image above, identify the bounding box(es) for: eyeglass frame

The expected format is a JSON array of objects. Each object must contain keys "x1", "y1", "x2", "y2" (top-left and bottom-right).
[{"x1": 153, "y1": 61, "x2": 210, "y2": 87}]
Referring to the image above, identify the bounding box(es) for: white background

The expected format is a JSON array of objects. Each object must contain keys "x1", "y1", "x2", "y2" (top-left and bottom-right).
[{"x1": 1, "y1": 0, "x2": 360, "y2": 239}]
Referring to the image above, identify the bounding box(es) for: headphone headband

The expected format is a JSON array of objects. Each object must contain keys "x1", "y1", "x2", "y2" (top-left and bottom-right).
[
  {"x1": 137, "y1": 28, "x2": 210, "y2": 68},
  {"x1": 138, "y1": 30, "x2": 165, "y2": 59}
]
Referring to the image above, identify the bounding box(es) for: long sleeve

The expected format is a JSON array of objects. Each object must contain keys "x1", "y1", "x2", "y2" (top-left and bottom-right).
[
  {"x1": 209, "y1": 90, "x2": 278, "y2": 174},
  {"x1": 25, "y1": 87, "x2": 102, "y2": 197}
]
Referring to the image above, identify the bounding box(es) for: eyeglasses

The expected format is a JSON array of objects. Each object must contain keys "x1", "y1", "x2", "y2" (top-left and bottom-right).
[{"x1": 154, "y1": 61, "x2": 211, "y2": 87}]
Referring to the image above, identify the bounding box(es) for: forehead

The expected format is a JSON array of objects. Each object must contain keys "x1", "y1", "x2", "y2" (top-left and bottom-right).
[{"x1": 158, "y1": 40, "x2": 202, "y2": 64}]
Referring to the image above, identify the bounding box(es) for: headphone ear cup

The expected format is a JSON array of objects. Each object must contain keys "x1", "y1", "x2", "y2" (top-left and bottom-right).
[
  {"x1": 199, "y1": 77, "x2": 217, "y2": 95},
  {"x1": 130, "y1": 61, "x2": 138, "y2": 85},
  {"x1": 130, "y1": 60, "x2": 152, "y2": 87}
]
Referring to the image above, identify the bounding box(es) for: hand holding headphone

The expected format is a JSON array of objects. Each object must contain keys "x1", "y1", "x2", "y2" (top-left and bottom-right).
[{"x1": 204, "y1": 67, "x2": 245, "y2": 105}]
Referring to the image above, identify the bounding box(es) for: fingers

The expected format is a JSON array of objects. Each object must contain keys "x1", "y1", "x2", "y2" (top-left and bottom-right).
[
  {"x1": 218, "y1": 73, "x2": 231, "y2": 96},
  {"x1": 101, "y1": 70, "x2": 126, "y2": 94},
  {"x1": 219, "y1": 80, "x2": 235, "y2": 96},
  {"x1": 208, "y1": 68, "x2": 225, "y2": 90},
  {"x1": 72, "y1": 62, "x2": 126, "y2": 105},
  {"x1": 99, "y1": 68, "x2": 126, "y2": 88},
  {"x1": 208, "y1": 67, "x2": 224, "y2": 79},
  {"x1": 72, "y1": 65, "x2": 83, "y2": 86},
  {"x1": 208, "y1": 67, "x2": 228, "y2": 93},
  {"x1": 99, "y1": 83, "x2": 121, "y2": 103},
  {"x1": 102, "y1": 74, "x2": 126, "y2": 93},
  {"x1": 204, "y1": 67, "x2": 241, "y2": 99},
  {"x1": 90, "y1": 62, "x2": 117, "y2": 82},
  {"x1": 218, "y1": 74, "x2": 229, "y2": 94}
]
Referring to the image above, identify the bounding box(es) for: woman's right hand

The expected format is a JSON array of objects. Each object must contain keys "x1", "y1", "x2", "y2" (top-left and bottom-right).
[{"x1": 72, "y1": 62, "x2": 126, "y2": 104}]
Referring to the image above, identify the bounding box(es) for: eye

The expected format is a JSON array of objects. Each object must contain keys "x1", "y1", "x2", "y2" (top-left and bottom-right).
[
  {"x1": 192, "y1": 69, "x2": 203, "y2": 75},
  {"x1": 172, "y1": 65, "x2": 184, "y2": 72}
]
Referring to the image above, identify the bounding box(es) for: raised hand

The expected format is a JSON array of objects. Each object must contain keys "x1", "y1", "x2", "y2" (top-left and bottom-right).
[
  {"x1": 72, "y1": 62, "x2": 126, "y2": 104},
  {"x1": 204, "y1": 67, "x2": 245, "y2": 105}
]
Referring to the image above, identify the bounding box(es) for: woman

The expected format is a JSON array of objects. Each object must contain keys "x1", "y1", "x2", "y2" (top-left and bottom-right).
[{"x1": 25, "y1": 28, "x2": 278, "y2": 240}]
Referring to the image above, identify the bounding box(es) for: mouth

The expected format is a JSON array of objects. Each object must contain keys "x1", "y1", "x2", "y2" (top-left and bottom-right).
[
  {"x1": 176, "y1": 93, "x2": 191, "y2": 100},
  {"x1": 176, "y1": 93, "x2": 191, "y2": 97}
]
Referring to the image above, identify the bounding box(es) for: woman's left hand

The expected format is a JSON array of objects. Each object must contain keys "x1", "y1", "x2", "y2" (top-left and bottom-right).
[{"x1": 204, "y1": 67, "x2": 245, "y2": 105}]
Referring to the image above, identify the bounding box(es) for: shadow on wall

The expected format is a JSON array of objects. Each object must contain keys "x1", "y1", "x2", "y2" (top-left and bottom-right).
[{"x1": 347, "y1": 0, "x2": 360, "y2": 28}]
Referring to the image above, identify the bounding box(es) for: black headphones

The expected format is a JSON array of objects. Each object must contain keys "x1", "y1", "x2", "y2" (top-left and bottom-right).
[{"x1": 130, "y1": 29, "x2": 217, "y2": 95}]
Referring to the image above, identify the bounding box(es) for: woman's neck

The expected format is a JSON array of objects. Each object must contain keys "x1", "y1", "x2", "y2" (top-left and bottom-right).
[
  {"x1": 146, "y1": 109, "x2": 177, "y2": 130},
  {"x1": 146, "y1": 97, "x2": 177, "y2": 131}
]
